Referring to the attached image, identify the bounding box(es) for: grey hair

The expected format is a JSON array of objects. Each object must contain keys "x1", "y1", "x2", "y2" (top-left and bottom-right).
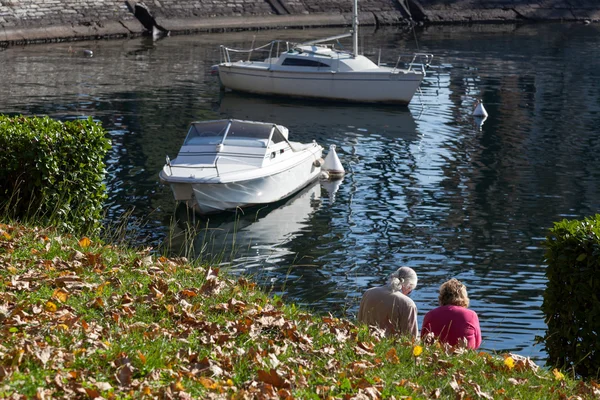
[{"x1": 388, "y1": 266, "x2": 418, "y2": 293}]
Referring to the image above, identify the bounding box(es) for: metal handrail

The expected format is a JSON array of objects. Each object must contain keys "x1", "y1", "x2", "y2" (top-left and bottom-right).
[
  {"x1": 392, "y1": 53, "x2": 434, "y2": 74},
  {"x1": 220, "y1": 40, "x2": 293, "y2": 65}
]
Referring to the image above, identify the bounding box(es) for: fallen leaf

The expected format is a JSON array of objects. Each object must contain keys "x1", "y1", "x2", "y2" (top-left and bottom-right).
[
  {"x1": 199, "y1": 377, "x2": 218, "y2": 390},
  {"x1": 172, "y1": 380, "x2": 185, "y2": 392},
  {"x1": 52, "y1": 288, "x2": 69, "y2": 303},
  {"x1": 95, "y1": 381, "x2": 112, "y2": 391},
  {"x1": 257, "y1": 369, "x2": 291, "y2": 389},
  {"x1": 181, "y1": 289, "x2": 197, "y2": 298},
  {"x1": 552, "y1": 368, "x2": 565, "y2": 381},
  {"x1": 115, "y1": 365, "x2": 134, "y2": 387},
  {"x1": 385, "y1": 348, "x2": 399, "y2": 364},
  {"x1": 35, "y1": 348, "x2": 52, "y2": 366},
  {"x1": 508, "y1": 378, "x2": 527, "y2": 385},
  {"x1": 84, "y1": 387, "x2": 100, "y2": 398},
  {"x1": 470, "y1": 381, "x2": 493, "y2": 399},
  {"x1": 45, "y1": 301, "x2": 58, "y2": 313},
  {"x1": 78, "y1": 237, "x2": 91, "y2": 248}
]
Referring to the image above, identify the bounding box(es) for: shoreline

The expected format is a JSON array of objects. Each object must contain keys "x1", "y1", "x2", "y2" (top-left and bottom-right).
[{"x1": 2, "y1": 3, "x2": 599, "y2": 47}]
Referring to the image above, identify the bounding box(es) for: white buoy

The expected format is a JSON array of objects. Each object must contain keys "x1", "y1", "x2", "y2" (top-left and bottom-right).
[
  {"x1": 473, "y1": 100, "x2": 488, "y2": 118},
  {"x1": 321, "y1": 177, "x2": 343, "y2": 203},
  {"x1": 322, "y1": 144, "x2": 345, "y2": 179}
]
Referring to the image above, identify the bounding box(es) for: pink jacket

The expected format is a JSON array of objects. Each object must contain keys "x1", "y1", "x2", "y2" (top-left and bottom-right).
[{"x1": 421, "y1": 305, "x2": 482, "y2": 349}]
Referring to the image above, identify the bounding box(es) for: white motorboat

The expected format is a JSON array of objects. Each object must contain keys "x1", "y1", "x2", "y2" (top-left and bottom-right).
[
  {"x1": 215, "y1": 0, "x2": 433, "y2": 105},
  {"x1": 159, "y1": 119, "x2": 323, "y2": 215}
]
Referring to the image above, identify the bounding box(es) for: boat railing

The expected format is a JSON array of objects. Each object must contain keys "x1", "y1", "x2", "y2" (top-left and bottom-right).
[
  {"x1": 220, "y1": 40, "x2": 293, "y2": 66},
  {"x1": 392, "y1": 53, "x2": 434, "y2": 74}
]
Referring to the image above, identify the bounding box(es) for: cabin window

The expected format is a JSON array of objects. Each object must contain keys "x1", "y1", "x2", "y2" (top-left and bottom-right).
[
  {"x1": 270, "y1": 129, "x2": 287, "y2": 144},
  {"x1": 281, "y1": 58, "x2": 330, "y2": 68}
]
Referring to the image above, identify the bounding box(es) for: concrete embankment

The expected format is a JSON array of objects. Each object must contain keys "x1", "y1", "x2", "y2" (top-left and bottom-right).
[{"x1": 1, "y1": 0, "x2": 599, "y2": 45}]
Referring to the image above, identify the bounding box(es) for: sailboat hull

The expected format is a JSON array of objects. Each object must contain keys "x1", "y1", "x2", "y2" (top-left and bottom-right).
[{"x1": 218, "y1": 63, "x2": 424, "y2": 105}]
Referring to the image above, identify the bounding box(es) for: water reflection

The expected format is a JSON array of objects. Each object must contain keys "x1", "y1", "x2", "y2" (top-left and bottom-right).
[
  {"x1": 169, "y1": 180, "x2": 323, "y2": 270},
  {"x1": 214, "y1": 92, "x2": 420, "y2": 143}
]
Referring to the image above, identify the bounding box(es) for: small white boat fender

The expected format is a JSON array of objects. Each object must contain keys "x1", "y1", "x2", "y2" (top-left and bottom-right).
[
  {"x1": 473, "y1": 100, "x2": 488, "y2": 118},
  {"x1": 322, "y1": 144, "x2": 345, "y2": 179}
]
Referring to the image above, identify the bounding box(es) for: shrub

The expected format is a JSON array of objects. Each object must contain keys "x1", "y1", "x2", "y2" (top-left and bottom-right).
[
  {"x1": 0, "y1": 115, "x2": 111, "y2": 234},
  {"x1": 540, "y1": 215, "x2": 600, "y2": 378}
]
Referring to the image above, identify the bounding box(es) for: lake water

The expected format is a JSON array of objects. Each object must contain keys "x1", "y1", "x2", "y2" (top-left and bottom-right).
[{"x1": 2, "y1": 22, "x2": 599, "y2": 363}]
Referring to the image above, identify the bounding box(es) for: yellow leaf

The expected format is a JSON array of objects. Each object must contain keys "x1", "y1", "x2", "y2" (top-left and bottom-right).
[
  {"x1": 173, "y1": 381, "x2": 185, "y2": 392},
  {"x1": 45, "y1": 301, "x2": 58, "y2": 313},
  {"x1": 55, "y1": 324, "x2": 69, "y2": 331},
  {"x1": 552, "y1": 368, "x2": 564, "y2": 381},
  {"x1": 52, "y1": 288, "x2": 69, "y2": 303},
  {"x1": 78, "y1": 237, "x2": 91, "y2": 248},
  {"x1": 96, "y1": 282, "x2": 109, "y2": 295},
  {"x1": 3, "y1": 232, "x2": 12, "y2": 240},
  {"x1": 7, "y1": 266, "x2": 17, "y2": 274},
  {"x1": 142, "y1": 387, "x2": 151, "y2": 395},
  {"x1": 226, "y1": 379, "x2": 234, "y2": 386},
  {"x1": 199, "y1": 377, "x2": 218, "y2": 389},
  {"x1": 504, "y1": 356, "x2": 515, "y2": 370},
  {"x1": 413, "y1": 345, "x2": 423, "y2": 357}
]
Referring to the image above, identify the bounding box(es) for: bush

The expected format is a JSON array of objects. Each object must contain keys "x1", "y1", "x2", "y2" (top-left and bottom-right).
[
  {"x1": 0, "y1": 115, "x2": 111, "y2": 234},
  {"x1": 540, "y1": 215, "x2": 600, "y2": 378}
]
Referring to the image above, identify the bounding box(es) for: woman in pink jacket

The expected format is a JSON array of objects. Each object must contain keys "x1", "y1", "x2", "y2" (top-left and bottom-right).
[{"x1": 421, "y1": 278, "x2": 482, "y2": 349}]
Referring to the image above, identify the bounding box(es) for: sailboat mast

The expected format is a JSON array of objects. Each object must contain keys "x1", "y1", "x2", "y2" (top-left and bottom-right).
[{"x1": 352, "y1": 0, "x2": 359, "y2": 57}]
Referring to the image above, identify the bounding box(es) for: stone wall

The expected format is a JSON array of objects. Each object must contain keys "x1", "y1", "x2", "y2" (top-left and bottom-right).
[
  {"x1": 0, "y1": 0, "x2": 131, "y2": 28},
  {"x1": 411, "y1": 0, "x2": 600, "y2": 22},
  {"x1": 1, "y1": 0, "x2": 599, "y2": 45}
]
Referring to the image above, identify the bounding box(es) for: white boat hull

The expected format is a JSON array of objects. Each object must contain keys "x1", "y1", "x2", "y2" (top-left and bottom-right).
[
  {"x1": 218, "y1": 64, "x2": 424, "y2": 105},
  {"x1": 163, "y1": 154, "x2": 322, "y2": 215}
]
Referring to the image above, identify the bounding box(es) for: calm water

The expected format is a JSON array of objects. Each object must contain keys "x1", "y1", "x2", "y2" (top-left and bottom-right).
[{"x1": 2, "y1": 22, "x2": 600, "y2": 362}]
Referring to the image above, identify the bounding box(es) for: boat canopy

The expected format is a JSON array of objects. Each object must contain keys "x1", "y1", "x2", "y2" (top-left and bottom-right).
[{"x1": 184, "y1": 119, "x2": 288, "y2": 148}]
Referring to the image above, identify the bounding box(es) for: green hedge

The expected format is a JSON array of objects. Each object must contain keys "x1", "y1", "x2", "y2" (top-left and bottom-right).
[
  {"x1": 0, "y1": 115, "x2": 111, "y2": 234},
  {"x1": 541, "y1": 215, "x2": 600, "y2": 378}
]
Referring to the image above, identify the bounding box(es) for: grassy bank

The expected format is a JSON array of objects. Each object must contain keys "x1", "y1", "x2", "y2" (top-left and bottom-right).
[{"x1": 1, "y1": 223, "x2": 598, "y2": 399}]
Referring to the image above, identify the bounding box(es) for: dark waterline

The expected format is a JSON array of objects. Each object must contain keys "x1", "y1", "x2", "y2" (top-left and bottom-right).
[{"x1": 2, "y1": 23, "x2": 600, "y2": 363}]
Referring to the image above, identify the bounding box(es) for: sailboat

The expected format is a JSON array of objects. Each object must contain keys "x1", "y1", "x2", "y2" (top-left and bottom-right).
[{"x1": 215, "y1": 0, "x2": 432, "y2": 105}]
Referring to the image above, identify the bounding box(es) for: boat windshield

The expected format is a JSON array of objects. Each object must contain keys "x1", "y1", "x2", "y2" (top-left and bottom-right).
[
  {"x1": 184, "y1": 120, "x2": 229, "y2": 146},
  {"x1": 183, "y1": 120, "x2": 283, "y2": 148},
  {"x1": 223, "y1": 120, "x2": 275, "y2": 148}
]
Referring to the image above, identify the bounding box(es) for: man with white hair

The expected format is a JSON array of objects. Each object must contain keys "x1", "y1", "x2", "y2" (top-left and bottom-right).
[{"x1": 358, "y1": 266, "x2": 419, "y2": 338}]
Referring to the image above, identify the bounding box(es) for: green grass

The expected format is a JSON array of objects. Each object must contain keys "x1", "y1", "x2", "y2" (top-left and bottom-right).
[{"x1": 1, "y1": 222, "x2": 599, "y2": 399}]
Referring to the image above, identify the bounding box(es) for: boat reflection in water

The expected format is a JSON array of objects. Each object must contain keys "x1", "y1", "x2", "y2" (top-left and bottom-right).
[
  {"x1": 213, "y1": 92, "x2": 420, "y2": 144},
  {"x1": 169, "y1": 180, "x2": 322, "y2": 271}
]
